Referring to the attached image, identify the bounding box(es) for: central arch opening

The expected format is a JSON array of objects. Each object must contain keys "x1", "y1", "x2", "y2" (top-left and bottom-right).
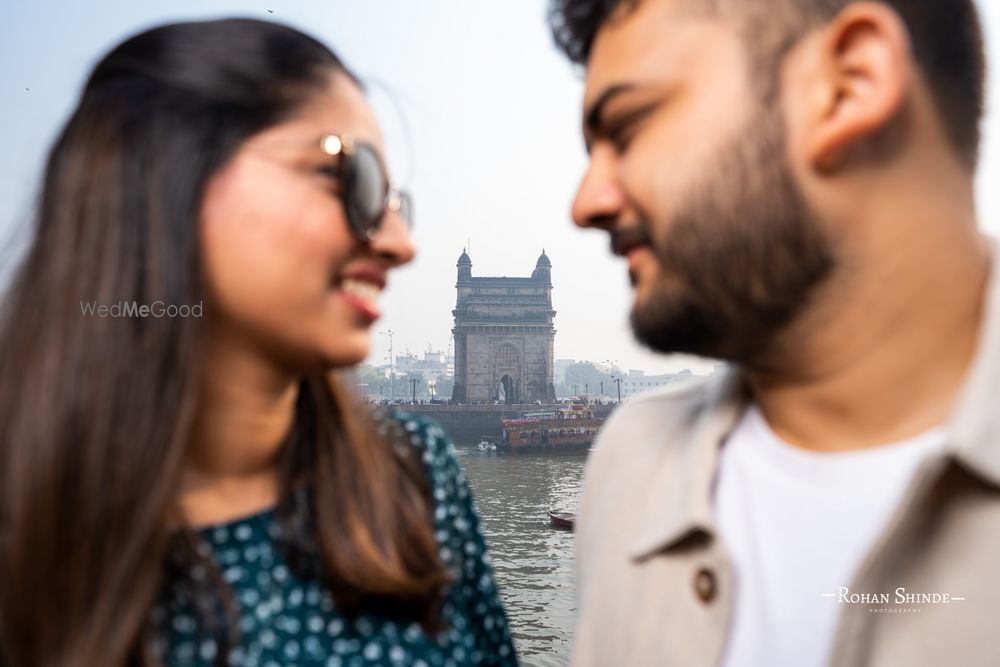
[{"x1": 499, "y1": 374, "x2": 517, "y2": 404}]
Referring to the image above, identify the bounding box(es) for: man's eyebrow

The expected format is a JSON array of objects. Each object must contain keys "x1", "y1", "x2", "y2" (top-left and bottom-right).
[{"x1": 584, "y1": 84, "x2": 636, "y2": 139}]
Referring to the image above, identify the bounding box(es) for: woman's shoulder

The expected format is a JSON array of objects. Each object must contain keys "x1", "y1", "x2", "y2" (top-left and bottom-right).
[{"x1": 383, "y1": 410, "x2": 470, "y2": 504}]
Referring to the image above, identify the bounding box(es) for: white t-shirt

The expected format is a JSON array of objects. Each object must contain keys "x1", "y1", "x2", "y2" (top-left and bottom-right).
[{"x1": 714, "y1": 405, "x2": 946, "y2": 667}]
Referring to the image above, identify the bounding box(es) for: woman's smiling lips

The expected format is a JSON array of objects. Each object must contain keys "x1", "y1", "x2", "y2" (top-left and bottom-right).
[{"x1": 334, "y1": 265, "x2": 386, "y2": 322}]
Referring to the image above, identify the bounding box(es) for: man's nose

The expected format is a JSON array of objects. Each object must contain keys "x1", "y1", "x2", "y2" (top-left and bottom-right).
[{"x1": 571, "y1": 152, "x2": 627, "y2": 230}]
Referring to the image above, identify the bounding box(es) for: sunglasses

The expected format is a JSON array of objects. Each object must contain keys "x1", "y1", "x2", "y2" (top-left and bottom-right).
[{"x1": 318, "y1": 133, "x2": 413, "y2": 242}]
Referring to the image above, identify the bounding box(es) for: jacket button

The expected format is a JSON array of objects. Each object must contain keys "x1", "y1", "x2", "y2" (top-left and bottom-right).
[{"x1": 694, "y1": 568, "x2": 717, "y2": 603}]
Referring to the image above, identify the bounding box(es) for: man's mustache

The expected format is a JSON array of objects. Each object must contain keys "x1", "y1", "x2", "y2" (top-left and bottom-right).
[{"x1": 610, "y1": 223, "x2": 654, "y2": 256}]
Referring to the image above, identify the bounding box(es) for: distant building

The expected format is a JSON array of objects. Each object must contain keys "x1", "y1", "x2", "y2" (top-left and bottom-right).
[
  {"x1": 619, "y1": 369, "x2": 694, "y2": 398},
  {"x1": 380, "y1": 348, "x2": 454, "y2": 381},
  {"x1": 451, "y1": 250, "x2": 557, "y2": 404},
  {"x1": 554, "y1": 358, "x2": 578, "y2": 386}
]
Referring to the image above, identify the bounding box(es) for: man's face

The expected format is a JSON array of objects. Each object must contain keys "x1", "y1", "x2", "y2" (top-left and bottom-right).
[{"x1": 574, "y1": 0, "x2": 834, "y2": 364}]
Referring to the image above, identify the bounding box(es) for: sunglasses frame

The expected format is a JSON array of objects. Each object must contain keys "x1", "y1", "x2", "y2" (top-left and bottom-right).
[{"x1": 318, "y1": 133, "x2": 412, "y2": 242}]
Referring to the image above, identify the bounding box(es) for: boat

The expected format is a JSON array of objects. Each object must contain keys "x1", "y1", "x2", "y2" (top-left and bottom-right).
[
  {"x1": 496, "y1": 403, "x2": 603, "y2": 454},
  {"x1": 548, "y1": 510, "x2": 575, "y2": 531},
  {"x1": 477, "y1": 438, "x2": 499, "y2": 453}
]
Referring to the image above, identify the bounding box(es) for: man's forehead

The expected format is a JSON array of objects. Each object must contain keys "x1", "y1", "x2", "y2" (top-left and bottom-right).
[{"x1": 583, "y1": 0, "x2": 725, "y2": 104}]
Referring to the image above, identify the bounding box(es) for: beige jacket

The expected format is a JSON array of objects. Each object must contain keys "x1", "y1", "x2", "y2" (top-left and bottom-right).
[{"x1": 572, "y1": 261, "x2": 1000, "y2": 666}]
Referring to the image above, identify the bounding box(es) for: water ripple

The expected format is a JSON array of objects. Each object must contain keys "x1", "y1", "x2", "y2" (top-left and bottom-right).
[{"x1": 456, "y1": 447, "x2": 586, "y2": 667}]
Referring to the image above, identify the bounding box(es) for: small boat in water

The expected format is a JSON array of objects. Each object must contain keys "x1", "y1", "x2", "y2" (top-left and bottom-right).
[
  {"x1": 477, "y1": 437, "x2": 499, "y2": 453},
  {"x1": 548, "y1": 510, "x2": 575, "y2": 531}
]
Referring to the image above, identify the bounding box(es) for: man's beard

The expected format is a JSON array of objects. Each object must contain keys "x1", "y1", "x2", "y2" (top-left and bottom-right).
[{"x1": 627, "y1": 102, "x2": 834, "y2": 365}]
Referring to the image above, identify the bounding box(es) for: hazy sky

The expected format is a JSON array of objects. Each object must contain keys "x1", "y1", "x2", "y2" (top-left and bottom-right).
[{"x1": 3, "y1": 1, "x2": 1000, "y2": 375}]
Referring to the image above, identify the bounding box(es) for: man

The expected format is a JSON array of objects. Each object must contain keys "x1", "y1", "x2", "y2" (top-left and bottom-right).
[{"x1": 549, "y1": 0, "x2": 995, "y2": 665}]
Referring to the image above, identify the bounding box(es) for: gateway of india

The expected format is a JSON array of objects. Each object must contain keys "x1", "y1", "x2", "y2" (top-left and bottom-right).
[{"x1": 450, "y1": 249, "x2": 557, "y2": 405}]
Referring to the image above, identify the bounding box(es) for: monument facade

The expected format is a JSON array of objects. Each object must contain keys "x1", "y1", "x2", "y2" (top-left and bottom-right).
[{"x1": 450, "y1": 250, "x2": 557, "y2": 404}]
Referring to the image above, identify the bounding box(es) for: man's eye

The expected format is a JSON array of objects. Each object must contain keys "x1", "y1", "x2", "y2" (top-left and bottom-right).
[
  {"x1": 605, "y1": 106, "x2": 654, "y2": 152},
  {"x1": 607, "y1": 123, "x2": 637, "y2": 152}
]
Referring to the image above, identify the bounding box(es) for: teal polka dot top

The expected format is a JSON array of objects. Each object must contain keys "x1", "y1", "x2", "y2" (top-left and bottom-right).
[{"x1": 153, "y1": 413, "x2": 518, "y2": 666}]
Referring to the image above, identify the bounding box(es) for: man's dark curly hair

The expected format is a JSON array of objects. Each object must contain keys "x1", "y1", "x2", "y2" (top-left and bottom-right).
[{"x1": 548, "y1": 0, "x2": 987, "y2": 168}]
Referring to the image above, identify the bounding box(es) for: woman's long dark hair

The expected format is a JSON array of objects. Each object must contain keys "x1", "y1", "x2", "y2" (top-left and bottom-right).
[{"x1": 0, "y1": 19, "x2": 446, "y2": 666}]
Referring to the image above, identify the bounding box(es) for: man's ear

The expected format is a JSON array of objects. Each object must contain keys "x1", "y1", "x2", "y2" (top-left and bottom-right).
[{"x1": 806, "y1": 2, "x2": 912, "y2": 171}]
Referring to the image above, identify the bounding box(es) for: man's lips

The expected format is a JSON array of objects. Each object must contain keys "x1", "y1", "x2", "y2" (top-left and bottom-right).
[
  {"x1": 609, "y1": 225, "x2": 656, "y2": 288},
  {"x1": 610, "y1": 225, "x2": 653, "y2": 257},
  {"x1": 626, "y1": 246, "x2": 657, "y2": 287}
]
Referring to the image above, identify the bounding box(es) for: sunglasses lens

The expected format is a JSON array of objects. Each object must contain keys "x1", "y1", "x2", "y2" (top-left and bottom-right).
[{"x1": 345, "y1": 145, "x2": 386, "y2": 237}]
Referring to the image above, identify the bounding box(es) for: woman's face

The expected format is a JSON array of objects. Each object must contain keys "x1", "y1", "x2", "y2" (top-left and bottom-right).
[{"x1": 200, "y1": 70, "x2": 414, "y2": 370}]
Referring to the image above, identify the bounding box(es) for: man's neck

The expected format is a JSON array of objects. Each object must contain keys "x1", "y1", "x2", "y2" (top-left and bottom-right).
[{"x1": 747, "y1": 218, "x2": 990, "y2": 453}]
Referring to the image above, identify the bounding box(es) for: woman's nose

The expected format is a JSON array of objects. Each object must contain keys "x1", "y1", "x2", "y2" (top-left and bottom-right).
[{"x1": 368, "y1": 205, "x2": 416, "y2": 266}]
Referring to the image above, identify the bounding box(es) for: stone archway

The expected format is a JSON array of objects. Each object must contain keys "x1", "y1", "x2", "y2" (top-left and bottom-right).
[
  {"x1": 499, "y1": 374, "x2": 517, "y2": 404},
  {"x1": 494, "y1": 343, "x2": 521, "y2": 404}
]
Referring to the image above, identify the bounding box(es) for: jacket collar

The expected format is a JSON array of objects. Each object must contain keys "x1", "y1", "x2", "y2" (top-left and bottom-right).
[
  {"x1": 628, "y1": 369, "x2": 747, "y2": 561},
  {"x1": 628, "y1": 239, "x2": 1000, "y2": 561}
]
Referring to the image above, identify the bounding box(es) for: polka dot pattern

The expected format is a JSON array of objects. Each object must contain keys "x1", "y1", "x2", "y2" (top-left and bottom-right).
[{"x1": 154, "y1": 413, "x2": 518, "y2": 666}]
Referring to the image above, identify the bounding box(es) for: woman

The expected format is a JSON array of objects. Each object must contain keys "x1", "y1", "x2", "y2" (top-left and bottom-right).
[{"x1": 0, "y1": 18, "x2": 517, "y2": 667}]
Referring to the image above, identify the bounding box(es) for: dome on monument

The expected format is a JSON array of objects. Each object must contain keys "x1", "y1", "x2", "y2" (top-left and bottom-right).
[
  {"x1": 458, "y1": 249, "x2": 472, "y2": 266},
  {"x1": 535, "y1": 249, "x2": 551, "y2": 268}
]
